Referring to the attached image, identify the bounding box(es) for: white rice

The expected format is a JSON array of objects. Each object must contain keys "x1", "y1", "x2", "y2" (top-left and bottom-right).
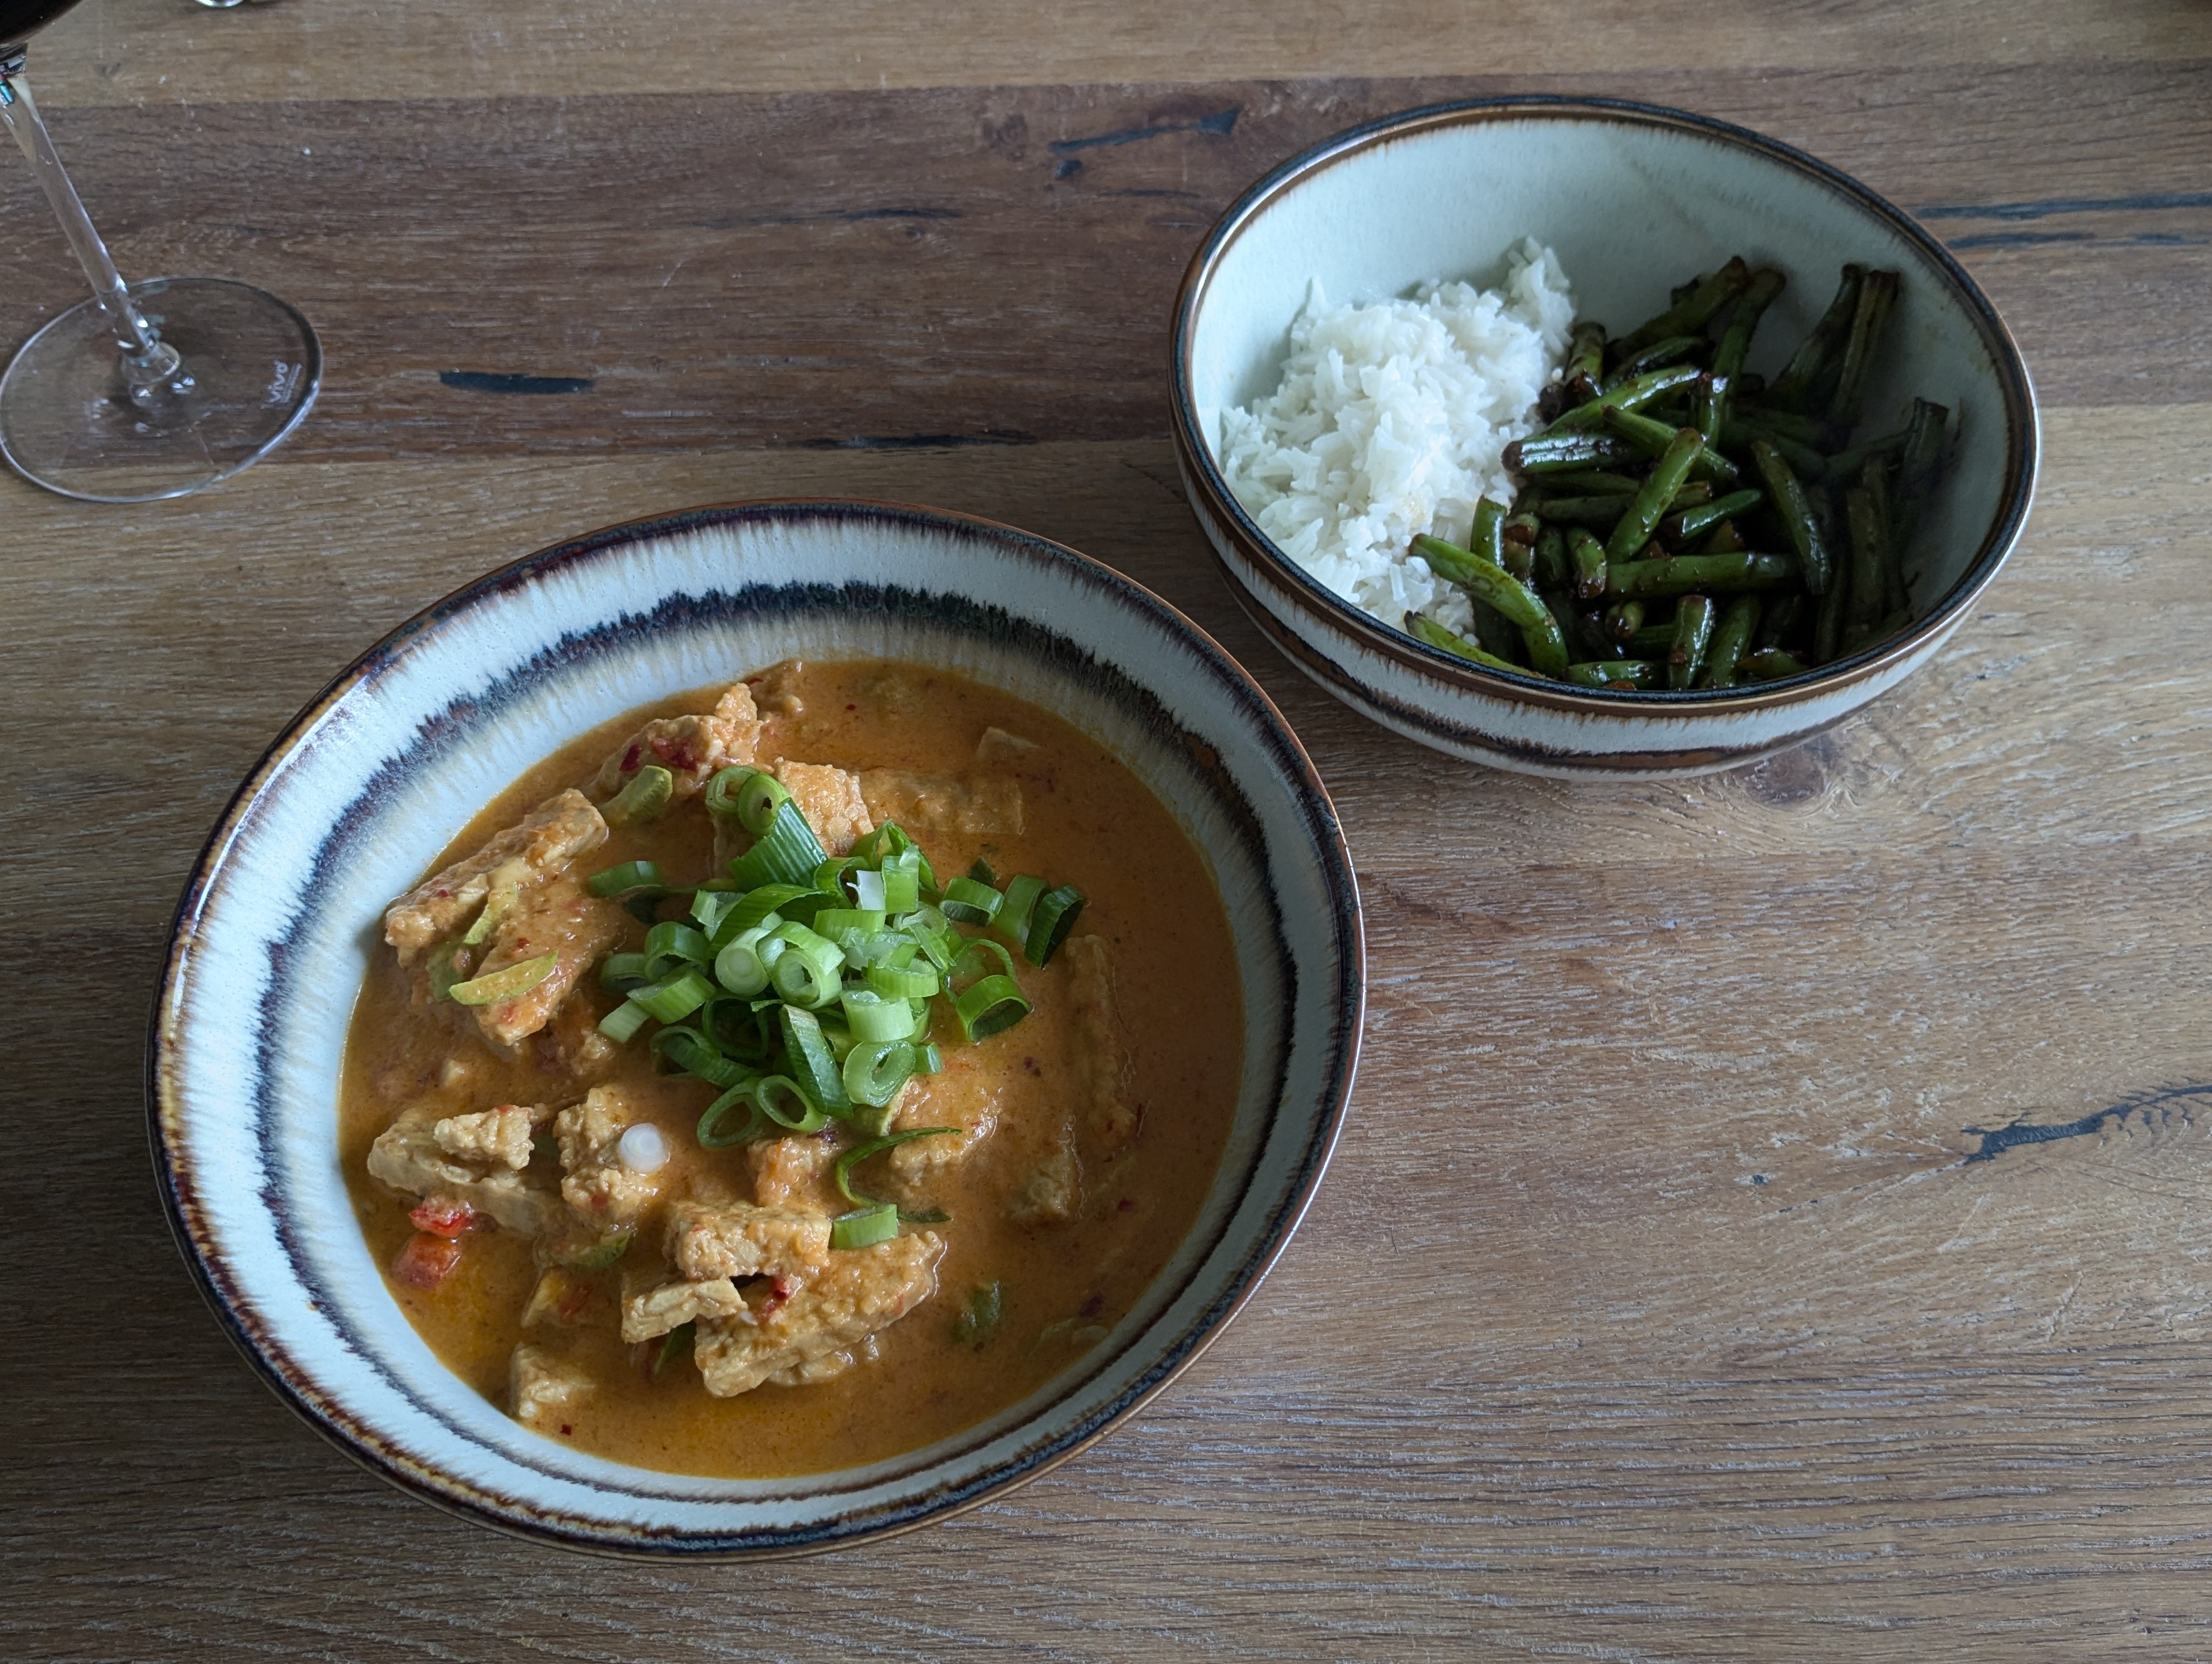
[{"x1": 1216, "y1": 238, "x2": 1575, "y2": 636}]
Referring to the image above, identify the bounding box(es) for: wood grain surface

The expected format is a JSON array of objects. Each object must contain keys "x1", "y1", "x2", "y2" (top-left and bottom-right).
[{"x1": 5, "y1": 1, "x2": 2211, "y2": 1658}]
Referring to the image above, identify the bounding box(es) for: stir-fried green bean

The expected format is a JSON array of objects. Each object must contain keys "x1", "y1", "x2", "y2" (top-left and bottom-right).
[{"x1": 1388, "y1": 256, "x2": 1948, "y2": 691}]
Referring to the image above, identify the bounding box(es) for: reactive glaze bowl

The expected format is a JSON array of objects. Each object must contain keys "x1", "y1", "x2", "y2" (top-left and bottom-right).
[
  {"x1": 1170, "y1": 97, "x2": 2038, "y2": 777},
  {"x1": 149, "y1": 501, "x2": 1363, "y2": 1556}
]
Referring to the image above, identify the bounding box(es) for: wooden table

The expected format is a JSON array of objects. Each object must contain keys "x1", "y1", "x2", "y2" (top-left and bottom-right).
[{"x1": 7, "y1": 2, "x2": 2209, "y2": 1656}]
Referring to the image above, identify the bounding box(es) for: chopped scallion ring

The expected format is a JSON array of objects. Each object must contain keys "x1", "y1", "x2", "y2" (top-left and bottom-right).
[
  {"x1": 754, "y1": 1072, "x2": 830, "y2": 1133},
  {"x1": 842, "y1": 1038, "x2": 919, "y2": 1107},
  {"x1": 1024, "y1": 884, "x2": 1087, "y2": 967},
  {"x1": 597, "y1": 998, "x2": 653, "y2": 1043},
  {"x1": 651, "y1": 1025, "x2": 748, "y2": 1088},
  {"x1": 425, "y1": 941, "x2": 469, "y2": 1003},
  {"x1": 697, "y1": 1082, "x2": 766, "y2": 1148},
  {"x1": 916, "y1": 1042, "x2": 944, "y2": 1074},
  {"x1": 939, "y1": 876, "x2": 1003, "y2": 926},
  {"x1": 768, "y1": 922, "x2": 845, "y2": 1009},
  {"x1": 778, "y1": 1005, "x2": 850, "y2": 1117},
  {"x1": 629, "y1": 968, "x2": 716, "y2": 1023},
  {"x1": 712, "y1": 925, "x2": 778, "y2": 998},
  {"x1": 643, "y1": 920, "x2": 711, "y2": 978},
  {"x1": 587, "y1": 859, "x2": 664, "y2": 899},
  {"x1": 840, "y1": 988, "x2": 919, "y2": 1044},
  {"x1": 865, "y1": 961, "x2": 940, "y2": 1000},
  {"x1": 852, "y1": 867, "x2": 887, "y2": 910},
  {"x1": 735, "y1": 770, "x2": 793, "y2": 835},
  {"x1": 701, "y1": 765, "x2": 754, "y2": 821},
  {"x1": 598, "y1": 951, "x2": 649, "y2": 992},
  {"x1": 724, "y1": 883, "x2": 809, "y2": 936},
  {"x1": 446, "y1": 952, "x2": 558, "y2": 1006},
  {"x1": 727, "y1": 799, "x2": 829, "y2": 890},
  {"x1": 689, "y1": 887, "x2": 742, "y2": 937},
  {"x1": 952, "y1": 973, "x2": 1031, "y2": 1042},
  {"x1": 828, "y1": 1203, "x2": 900, "y2": 1251},
  {"x1": 996, "y1": 874, "x2": 1047, "y2": 945},
  {"x1": 834, "y1": 1126, "x2": 960, "y2": 1207},
  {"x1": 604, "y1": 764, "x2": 676, "y2": 827}
]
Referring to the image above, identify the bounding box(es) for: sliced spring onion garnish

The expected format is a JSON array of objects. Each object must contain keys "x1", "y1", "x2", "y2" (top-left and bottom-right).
[
  {"x1": 949, "y1": 936, "x2": 1020, "y2": 990},
  {"x1": 778, "y1": 1005, "x2": 850, "y2": 1117},
  {"x1": 604, "y1": 764, "x2": 676, "y2": 827},
  {"x1": 840, "y1": 987, "x2": 919, "y2": 1044},
  {"x1": 599, "y1": 951, "x2": 649, "y2": 991},
  {"x1": 1024, "y1": 884, "x2": 1087, "y2": 967},
  {"x1": 865, "y1": 961, "x2": 940, "y2": 1000},
  {"x1": 701, "y1": 766, "x2": 752, "y2": 821},
  {"x1": 916, "y1": 1042, "x2": 944, "y2": 1074},
  {"x1": 997, "y1": 874, "x2": 1047, "y2": 945},
  {"x1": 727, "y1": 799, "x2": 829, "y2": 890},
  {"x1": 713, "y1": 925, "x2": 777, "y2": 998},
  {"x1": 689, "y1": 887, "x2": 742, "y2": 937},
  {"x1": 753, "y1": 1072, "x2": 830, "y2": 1133},
  {"x1": 851, "y1": 867, "x2": 887, "y2": 910},
  {"x1": 597, "y1": 998, "x2": 653, "y2": 1043},
  {"x1": 953, "y1": 973, "x2": 1031, "y2": 1042},
  {"x1": 842, "y1": 1038, "x2": 919, "y2": 1108},
  {"x1": 813, "y1": 907, "x2": 889, "y2": 939},
  {"x1": 968, "y1": 857, "x2": 998, "y2": 887},
  {"x1": 462, "y1": 860, "x2": 528, "y2": 946},
  {"x1": 629, "y1": 967, "x2": 715, "y2": 1023},
  {"x1": 447, "y1": 952, "x2": 558, "y2": 1006},
  {"x1": 878, "y1": 862, "x2": 922, "y2": 915},
  {"x1": 586, "y1": 859, "x2": 664, "y2": 899},
  {"x1": 725, "y1": 883, "x2": 809, "y2": 935},
  {"x1": 425, "y1": 940, "x2": 469, "y2": 1003},
  {"x1": 643, "y1": 920, "x2": 711, "y2": 977},
  {"x1": 735, "y1": 769, "x2": 792, "y2": 835},
  {"x1": 651, "y1": 1024, "x2": 749, "y2": 1089},
  {"x1": 653, "y1": 1320, "x2": 695, "y2": 1379},
  {"x1": 769, "y1": 922, "x2": 845, "y2": 1009},
  {"x1": 828, "y1": 1203, "x2": 900, "y2": 1251},
  {"x1": 834, "y1": 1125, "x2": 959, "y2": 1207},
  {"x1": 939, "y1": 875, "x2": 1003, "y2": 927},
  {"x1": 697, "y1": 1082, "x2": 767, "y2": 1148}
]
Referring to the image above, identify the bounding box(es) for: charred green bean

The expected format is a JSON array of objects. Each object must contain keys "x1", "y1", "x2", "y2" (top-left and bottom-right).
[
  {"x1": 1605, "y1": 553, "x2": 1796, "y2": 600},
  {"x1": 1701, "y1": 596, "x2": 1760, "y2": 688},
  {"x1": 1749, "y1": 439, "x2": 1834, "y2": 595},
  {"x1": 1668, "y1": 594, "x2": 1717, "y2": 689}
]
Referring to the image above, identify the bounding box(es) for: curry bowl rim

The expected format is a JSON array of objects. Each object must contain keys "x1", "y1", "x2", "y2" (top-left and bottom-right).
[{"x1": 146, "y1": 496, "x2": 1365, "y2": 1557}]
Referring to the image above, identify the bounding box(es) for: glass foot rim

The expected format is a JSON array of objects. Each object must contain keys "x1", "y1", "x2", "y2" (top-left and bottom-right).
[{"x1": 0, "y1": 275, "x2": 323, "y2": 504}]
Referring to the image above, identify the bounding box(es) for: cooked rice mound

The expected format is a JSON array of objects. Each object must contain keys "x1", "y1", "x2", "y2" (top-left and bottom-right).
[{"x1": 1217, "y1": 238, "x2": 1574, "y2": 635}]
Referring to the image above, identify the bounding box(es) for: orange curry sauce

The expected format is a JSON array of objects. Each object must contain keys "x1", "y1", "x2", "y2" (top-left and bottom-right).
[{"x1": 338, "y1": 661, "x2": 1242, "y2": 1478}]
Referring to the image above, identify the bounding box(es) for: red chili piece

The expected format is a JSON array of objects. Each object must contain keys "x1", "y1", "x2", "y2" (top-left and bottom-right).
[
  {"x1": 392, "y1": 1232, "x2": 463, "y2": 1288},
  {"x1": 619, "y1": 743, "x2": 642, "y2": 773},
  {"x1": 408, "y1": 1198, "x2": 478, "y2": 1239},
  {"x1": 757, "y1": 1274, "x2": 798, "y2": 1321}
]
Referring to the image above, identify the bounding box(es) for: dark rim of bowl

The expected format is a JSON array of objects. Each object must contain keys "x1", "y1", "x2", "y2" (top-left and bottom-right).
[
  {"x1": 1169, "y1": 94, "x2": 2039, "y2": 715},
  {"x1": 145, "y1": 498, "x2": 1365, "y2": 1558}
]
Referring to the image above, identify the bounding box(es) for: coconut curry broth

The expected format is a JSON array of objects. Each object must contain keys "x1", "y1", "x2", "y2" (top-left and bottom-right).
[{"x1": 338, "y1": 660, "x2": 1242, "y2": 1478}]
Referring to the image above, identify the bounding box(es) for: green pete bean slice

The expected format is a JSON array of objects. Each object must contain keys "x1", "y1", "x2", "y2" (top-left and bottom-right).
[
  {"x1": 1667, "y1": 594, "x2": 1718, "y2": 690},
  {"x1": 1605, "y1": 553, "x2": 1796, "y2": 600},
  {"x1": 1413, "y1": 537, "x2": 1569, "y2": 678},
  {"x1": 1749, "y1": 439, "x2": 1834, "y2": 595},
  {"x1": 1701, "y1": 596, "x2": 1761, "y2": 688},
  {"x1": 1604, "y1": 425, "x2": 1704, "y2": 565}
]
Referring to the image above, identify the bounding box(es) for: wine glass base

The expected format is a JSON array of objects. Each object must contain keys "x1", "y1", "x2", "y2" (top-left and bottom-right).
[{"x1": 0, "y1": 275, "x2": 319, "y2": 502}]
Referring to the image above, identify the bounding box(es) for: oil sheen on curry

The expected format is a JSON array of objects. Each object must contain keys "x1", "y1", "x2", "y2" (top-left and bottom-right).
[{"x1": 339, "y1": 660, "x2": 1242, "y2": 1478}]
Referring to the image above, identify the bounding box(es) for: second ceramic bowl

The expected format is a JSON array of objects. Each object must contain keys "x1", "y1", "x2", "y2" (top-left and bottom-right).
[{"x1": 1171, "y1": 97, "x2": 2038, "y2": 777}]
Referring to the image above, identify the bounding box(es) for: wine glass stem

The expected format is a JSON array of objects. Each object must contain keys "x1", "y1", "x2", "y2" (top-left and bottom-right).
[{"x1": 0, "y1": 61, "x2": 182, "y2": 390}]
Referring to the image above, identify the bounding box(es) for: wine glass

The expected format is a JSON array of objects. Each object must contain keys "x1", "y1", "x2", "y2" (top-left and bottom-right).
[{"x1": 0, "y1": 0, "x2": 319, "y2": 501}]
